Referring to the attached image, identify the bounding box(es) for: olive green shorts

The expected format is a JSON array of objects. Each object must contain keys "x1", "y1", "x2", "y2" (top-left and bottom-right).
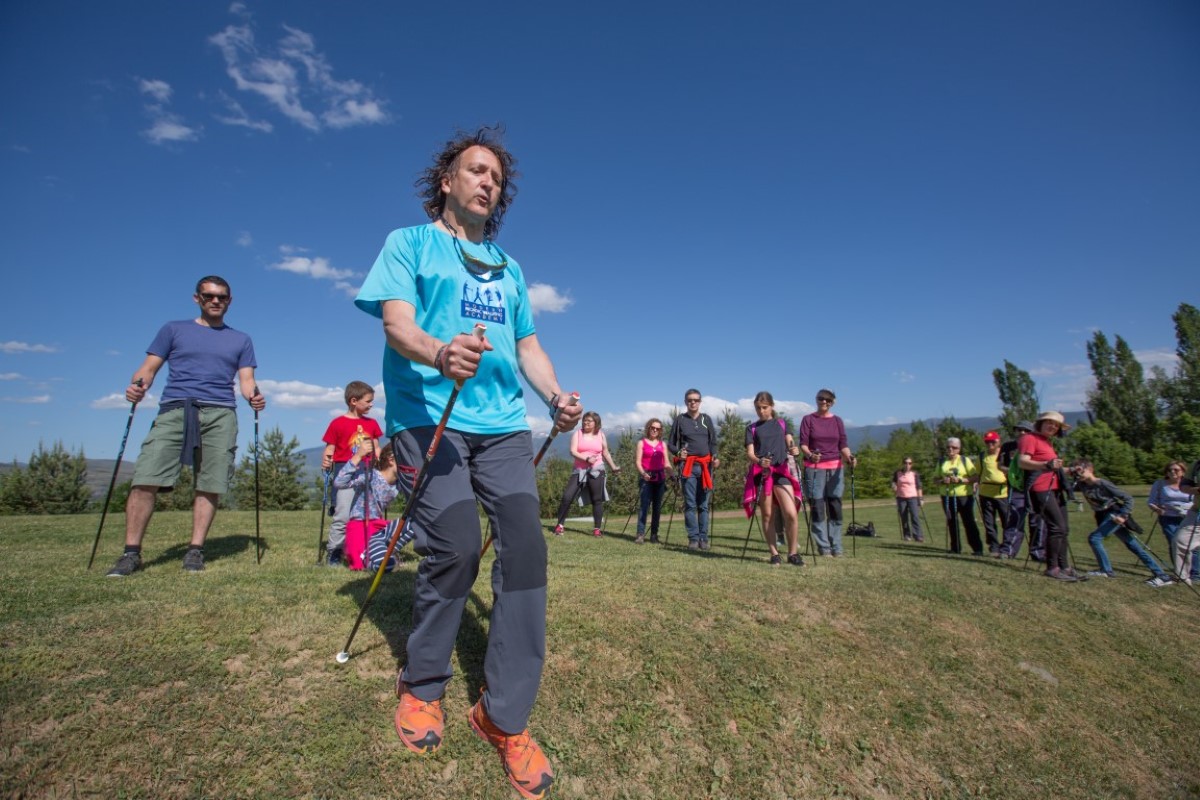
[{"x1": 131, "y1": 406, "x2": 239, "y2": 495}]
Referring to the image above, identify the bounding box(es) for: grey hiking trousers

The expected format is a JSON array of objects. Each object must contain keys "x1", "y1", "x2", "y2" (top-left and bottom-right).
[{"x1": 393, "y1": 428, "x2": 547, "y2": 734}]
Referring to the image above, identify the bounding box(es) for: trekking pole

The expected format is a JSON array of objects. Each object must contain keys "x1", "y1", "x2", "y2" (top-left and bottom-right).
[
  {"x1": 849, "y1": 465, "x2": 857, "y2": 557},
  {"x1": 253, "y1": 385, "x2": 262, "y2": 564},
  {"x1": 918, "y1": 500, "x2": 933, "y2": 546},
  {"x1": 336, "y1": 324, "x2": 485, "y2": 664},
  {"x1": 740, "y1": 470, "x2": 763, "y2": 561},
  {"x1": 663, "y1": 475, "x2": 679, "y2": 546},
  {"x1": 316, "y1": 469, "x2": 331, "y2": 565},
  {"x1": 87, "y1": 378, "x2": 144, "y2": 569},
  {"x1": 481, "y1": 392, "x2": 578, "y2": 557}
]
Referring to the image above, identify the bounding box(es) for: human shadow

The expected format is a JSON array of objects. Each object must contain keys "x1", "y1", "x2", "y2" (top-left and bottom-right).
[
  {"x1": 147, "y1": 533, "x2": 258, "y2": 568},
  {"x1": 335, "y1": 567, "x2": 490, "y2": 699}
]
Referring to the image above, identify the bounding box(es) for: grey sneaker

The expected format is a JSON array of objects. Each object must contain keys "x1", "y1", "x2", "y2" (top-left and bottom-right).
[
  {"x1": 687, "y1": 540, "x2": 700, "y2": 551},
  {"x1": 1086, "y1": 570, "x2": 1113, "y2": 579},
  {"x1": 182, "y1": 549, "x2": 205, "y2": 572},
  {"x1": 698, "y1": 539, "x2": 711, "y2": 551},
  {"x1": 106, "y1": 551, "x2": 142, "y2": 577}
]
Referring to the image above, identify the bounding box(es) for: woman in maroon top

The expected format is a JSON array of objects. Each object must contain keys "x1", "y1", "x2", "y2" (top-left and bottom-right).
[
  {"x1": 1018, "y1": 411, "x2": 1078, "y2": 581},
  {"x1": 797, "y1": 388, "x2": 856, "y2": 556}
]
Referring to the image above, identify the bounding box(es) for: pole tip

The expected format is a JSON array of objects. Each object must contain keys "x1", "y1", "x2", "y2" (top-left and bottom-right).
[{"x1": 335, "y1": 651, "x2": 350, "y2": 664}]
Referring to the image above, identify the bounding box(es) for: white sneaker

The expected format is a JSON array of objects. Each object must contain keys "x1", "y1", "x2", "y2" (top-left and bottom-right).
[
  {"x1": 1085, "y1": 571, "x2": 1113, "y2": 578},
  {"x1": 1145, "y1": 576, "x2": 1175, "y2": 588}
]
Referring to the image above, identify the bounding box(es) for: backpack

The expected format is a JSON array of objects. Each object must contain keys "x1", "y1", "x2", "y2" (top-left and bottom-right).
[{"x1": 1006, "y1": 451, "x2": 1026, "y2": 492}]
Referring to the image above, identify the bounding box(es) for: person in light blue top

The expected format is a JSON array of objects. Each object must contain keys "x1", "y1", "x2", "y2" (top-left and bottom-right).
[
  {"x1": 355, "y1": 127, "x2": 580, "y2": 799},
  {"x1": 1148, "y1": 461, "x2": 1197, "y2": 581}
]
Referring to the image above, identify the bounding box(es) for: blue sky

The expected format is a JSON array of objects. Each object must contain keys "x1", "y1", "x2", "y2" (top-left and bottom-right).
[{"x1": 2, "y1": 1, "x2": 1197, "y2": 463}]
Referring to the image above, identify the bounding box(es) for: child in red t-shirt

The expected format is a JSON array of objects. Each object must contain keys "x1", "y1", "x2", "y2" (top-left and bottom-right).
[{"x1": 321, "y1": 381, "x2": 384, "y2": 566}]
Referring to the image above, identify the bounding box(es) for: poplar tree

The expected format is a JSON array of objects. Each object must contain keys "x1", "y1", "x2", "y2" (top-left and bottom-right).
[
  {"x1": 1086, "y1": 332, "x2": 1158, "y2": 448},
  {"x1": 992, "y1": 360, "x2": 1040, "y2": 432}
]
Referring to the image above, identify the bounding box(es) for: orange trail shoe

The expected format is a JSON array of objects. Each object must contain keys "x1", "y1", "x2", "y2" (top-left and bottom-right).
[
  {"x1": 468, "y1": 698, "x2": 554, "y2": 800},
  {"x1": 394, "y1": 690, "x2": 444, "y2": 755}
]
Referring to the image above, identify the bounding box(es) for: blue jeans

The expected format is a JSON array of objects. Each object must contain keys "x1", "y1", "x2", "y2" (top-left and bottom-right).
[
  {"x1": 1088, "y1": 514, "x2": 1168, "y2": 579},
  {"x1": 896, "y1": 497, "x2": 922, "y2": 540},
  {"x1": 804, "y1": 466, "x2": 844, "y2": 555},
  {"x1": 1161, "y1": 516, "x2": 1200, "y2": 580},
  {"x1": 681, "y1": 464, "x2": 711, "y2": 542},
  {"x1": 638, "y1": 478, "x2": 667, "y2": 535}
]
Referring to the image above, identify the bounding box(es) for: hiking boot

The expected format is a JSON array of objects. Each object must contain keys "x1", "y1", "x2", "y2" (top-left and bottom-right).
[
  {"x1": 394, "y1": 690, "x2": 444, "y2": 755},
  {"x1": 649, "y1": 534, "x2": 660, "y2": 544},
  {"x1": 1145, "y1": 575, "x2": 1175, "y2": 588},
  {"x1": 787, "y1": 553, "x2": 804, "y2": 567},
  {"x1": 552, "y1": 524, "x2": 564, "y2": 536},
  {"x1": 592, "y1": 528, "x2": 602, "y2": 537},
  {"x1": 182, "y1": 548, "x2": 205, "y2": 572},
  {"x1": 769, "y1": 553, "x2": 782, "y2": 566},
  {"x1": 687, "y1": 540, "x2": 699, "y2": 551},
  {"x1": 326, "y1": 548, "x2": 344, "y2": 567},
  {"x1": 468, "y1": 698, "x2": 554, "y2": 800},
  {"x1": 106, "y1": 551, "x2": 142, "y2": 577},
  {"x1": 698, "y1": 539, "x2": 711, "y2": 551},
  {"x1": 1045, "y1": 569, "x2": 1077, "y2": 582},
  {"x1": 634, "y1": 534, "x2": 645, "y2": 544}
]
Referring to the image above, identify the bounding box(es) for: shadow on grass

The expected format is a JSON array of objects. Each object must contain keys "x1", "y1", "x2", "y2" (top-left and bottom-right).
[
  {"x1": 335, "y1": 566, "x2": 490, "y2": 699},
  {"x1": 146, "y1": 533, "x2": 259, "y2": 568}
]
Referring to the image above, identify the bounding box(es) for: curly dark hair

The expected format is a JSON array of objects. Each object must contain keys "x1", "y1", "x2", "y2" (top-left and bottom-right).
[{"x1": 416, "y1": 126, "x2": 519, "y2": 240}]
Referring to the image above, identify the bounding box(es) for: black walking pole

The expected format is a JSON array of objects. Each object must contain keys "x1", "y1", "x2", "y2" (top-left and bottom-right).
[
  {"x1": 316, "y1": 469, "x2": 331, "y2": 565},
  {"x1": 850, "y1": 466, "x2": 858, "y2": 557},
  {"x1": 88, "y1": 378, "x2": 144, "y2": 569},
  {"x1": 918, "y1": 500, "x2": 933, "y2": 546},
  {"x1": 740, "y1": 468, "x2": 763, "y2": 561},
  {"x1": 253, "y1": 385, "x2": 262, "y2": 564},
  {"x1": 663, "y1": 474, "x2": 680, "y2": 546}
]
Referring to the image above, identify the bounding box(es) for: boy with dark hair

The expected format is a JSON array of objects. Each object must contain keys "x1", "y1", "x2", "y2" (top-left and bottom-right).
[
  {"x1": 1071, "y1": 460, "x2": 1174, "y2": 587},
  {"x1": 321, "y1": 381, "x2": 384, "y2": 566}
]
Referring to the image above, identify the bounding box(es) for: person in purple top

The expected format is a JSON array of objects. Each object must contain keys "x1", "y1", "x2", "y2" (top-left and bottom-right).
[
  {"x1": 797, "y1": 388, "x2": 856, "y2": 556},
  {"x1": 106, "y1": 276, "x2": 265, "y2": 577}
]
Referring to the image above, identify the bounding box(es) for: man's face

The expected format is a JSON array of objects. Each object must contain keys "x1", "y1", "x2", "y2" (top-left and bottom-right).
[
  {"x1": 441, "y1": 145, "x2": 503, "y2": 224},
  {"x1": 194, "y1": 283, "x2": 231, "y2": 321}
]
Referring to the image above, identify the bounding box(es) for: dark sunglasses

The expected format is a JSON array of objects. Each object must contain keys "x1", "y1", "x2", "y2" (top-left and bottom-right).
[
  {"x1": 200, "y1": 292, "x2": 230, "y2": 303},
  {"x1": 452, "y1": 236, "x2": 508, "y2": 276}
]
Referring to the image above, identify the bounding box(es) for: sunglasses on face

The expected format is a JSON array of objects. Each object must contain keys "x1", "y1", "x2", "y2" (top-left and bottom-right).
[
  {"x1": 200, "y1": 292, "x2": 230, "y2": 303},
  {"x1": 649, "y1": 426, "x2": 662, "y2": 432},
  {"x1": 686, "y1": 398, "x2": 701, "y2": 403},
  {"x1": 816, "y1": 398, "x2": 833, "y2": 404}
]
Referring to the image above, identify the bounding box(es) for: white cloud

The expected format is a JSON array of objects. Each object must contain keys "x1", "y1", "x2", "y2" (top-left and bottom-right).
[
  {"x1": 215, "y1": 92, "x2": 274, "y2": 132},
  {"x1": 255, "y1": 379, "x2": 343, "y2": 409},
  {"x1": 2, "y1": 395, "x2": 50, "y2": 404},
  {"x1": 1134, "y1": 347, "x2": 1178, "y2": 373},
  {"x1": 893, "y1": 370, "x2": 915, "y2": 383},
  {"x1": 236, "y1": 231, "x2": 253, "y2": 247},
  {"x1": 9, "y1": 144, "x2": 31, "y2": 154},
  {"x1": 136, "y1": 77, "x2": 200, "y2": 146},
  {"x1": 137, "y1": 78, "x2": 173, "y2": 103},
  {"x1": 91, "y1": 392, "x2": 158, "y2": 410},
  {"x1": 875, "y1": 416, "x2": 900, "y2": 425},
  {"x1": 268, "y1": 252, "x2": 357, "y2": 283},
  {"x1": 209, "y1": 20, "x2": 388, "y2": 132},
  {"x1": 527, "y1": 283, "x2": 572, "y2": 315},
  {"x1": 1, "y1": 341, "x2": 57, "y2": 354},
  {"x1": 144, "y1": 114, "x2": 201, "y2": 145},
  {"x1": 0, "y1": 372, "x2": 24, "y2": 380},
  {"x1": 334, "y1": 280, "x2": 361, "y2": 298}
]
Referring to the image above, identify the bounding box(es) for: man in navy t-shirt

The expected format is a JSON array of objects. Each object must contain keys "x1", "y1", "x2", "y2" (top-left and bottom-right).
[{"x1": 106, "y1": 276, "x2": 265, "y2": 577}]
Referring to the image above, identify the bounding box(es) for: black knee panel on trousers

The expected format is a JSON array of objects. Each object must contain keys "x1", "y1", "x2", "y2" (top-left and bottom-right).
[
  {"x1": 493, "y1": 492, "x2": 548, "y2": 592},
  {"x1": 809, "y1": 499, "x2": 825, "y2": 523},
  {"x1": 424, "y1": 500, "x2": 483, "y2": 599},
  {"x1": 827, "y1": 497, "x2": 843, "y2": 523}
]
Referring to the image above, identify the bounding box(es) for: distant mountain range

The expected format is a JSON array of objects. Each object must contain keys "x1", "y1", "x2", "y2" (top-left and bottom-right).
[{"x1": 5, "y1": 412, "x2": 1088, "y2": 498}]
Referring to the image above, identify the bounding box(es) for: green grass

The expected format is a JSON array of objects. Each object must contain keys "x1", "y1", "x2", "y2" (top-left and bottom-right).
[{"x1": 2, "y1": 501, "x2": 1198, "y2": 799}]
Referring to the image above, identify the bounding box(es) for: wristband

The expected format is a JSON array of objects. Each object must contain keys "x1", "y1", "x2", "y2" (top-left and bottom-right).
[
  {"x1": 434, "y1": 345, "x2": 449, "y2": 376},
  {"x1": 547, "y1": 392, "x2": 560, "y2": 415}
]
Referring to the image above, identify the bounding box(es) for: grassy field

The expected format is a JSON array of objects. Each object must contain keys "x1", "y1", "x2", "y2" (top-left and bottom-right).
[{"x1": 2, "y1": 499, "x2": 1198, "y2": 799}]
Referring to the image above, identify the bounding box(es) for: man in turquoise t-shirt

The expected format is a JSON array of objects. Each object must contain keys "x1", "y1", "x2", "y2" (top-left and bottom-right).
[{"x1": 356, "y1": 128, "x2": 579, "y2": 800}]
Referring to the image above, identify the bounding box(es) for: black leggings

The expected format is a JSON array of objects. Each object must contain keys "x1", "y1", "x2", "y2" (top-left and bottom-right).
[
  {"x1": 556, "y1": 471, "x2": 606, "y2": 528},
  {"x1": 1029, "y1": 491, "x2": 1069, "y2": 570}
]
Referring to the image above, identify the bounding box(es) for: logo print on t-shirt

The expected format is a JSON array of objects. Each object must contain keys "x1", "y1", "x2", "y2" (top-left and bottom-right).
[{"x1": 461, "y1": 279, "x2": 505, "y2": 325}]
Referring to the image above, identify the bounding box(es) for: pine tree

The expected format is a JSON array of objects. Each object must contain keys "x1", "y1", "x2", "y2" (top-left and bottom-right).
[
  {"x1": 231, "y1": 427, "x2": 308, "y2": 511},
  {"x1": 1086, "y1": 332, "x2": 1158, "y2": 447},
  {"x1": 992, "y1": 360, "x2": 1040, "y2": 432},
  {"x1": 0, "y1": 442, "x2": 90, "y2": 514}
]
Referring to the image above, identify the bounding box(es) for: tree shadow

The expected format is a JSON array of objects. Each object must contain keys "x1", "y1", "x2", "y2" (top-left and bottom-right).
[{"x1": 147, "y1": 533, "x2": 258, "y2": 568}]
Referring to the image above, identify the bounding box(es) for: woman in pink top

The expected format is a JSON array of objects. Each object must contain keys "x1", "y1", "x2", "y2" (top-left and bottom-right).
[
  {"x1": 890, "y1": 457, "x2": 924, "y2": 542},
  {"x1": 635, "y1": 418, "x2": 670, "y2": 544},
  {"x1": 552, "y1": 412, "x2": 620, "y2": 537}
]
